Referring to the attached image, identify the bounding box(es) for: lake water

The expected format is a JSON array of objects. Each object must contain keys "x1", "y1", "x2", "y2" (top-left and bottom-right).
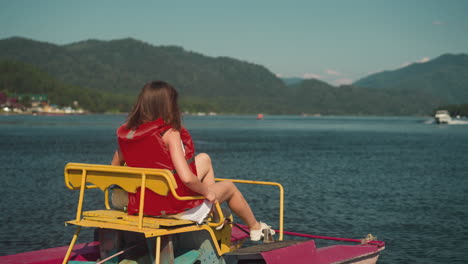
[{"x1": 0, "y1": 114, "x2": 467, "y2": 263}]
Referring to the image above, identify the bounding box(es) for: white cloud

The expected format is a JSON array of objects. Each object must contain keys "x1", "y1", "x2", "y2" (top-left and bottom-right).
[
  {"x1": 333, "y1": 78, "x2": 353, "y2": 86},
  {"x1": 418, "y1": 57, "x2": 430, "y2": 63},
  {"x1": 302, "y1": 73, "x2": 322, "y2": 79},
  {"x1": 401, "y1": 62, "x2": 411, "y2": 68},
  {"x1": 400, "y1": 57, "x2": 430, "y2": 68},
  {"x1": 275, "y1": 73, "x2": 284, "y2": 78},
  {"x1": 432, "y1": 20, "x2": 443, "y2": 25},
  {"x1": 325, "y1": 69, "x2": 341, "y2": 76}
]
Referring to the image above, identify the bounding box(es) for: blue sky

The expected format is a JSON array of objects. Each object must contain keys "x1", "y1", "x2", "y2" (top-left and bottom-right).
[{"x1": 1, "y1": 0, "x2": 467, "y2": 85}]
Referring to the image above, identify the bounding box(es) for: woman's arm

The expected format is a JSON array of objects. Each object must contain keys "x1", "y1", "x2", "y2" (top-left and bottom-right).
[
  {"x1": 163, "y1": 129, "x2": 216, "y2": 203},
  {"x1": 111, "y1": 149, "x2": 125, "y2": 166}
]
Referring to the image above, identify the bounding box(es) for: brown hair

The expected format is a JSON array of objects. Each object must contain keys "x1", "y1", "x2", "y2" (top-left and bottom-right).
[{"x1": 126, "y1": 81, "x2": 181, "y2": 130}]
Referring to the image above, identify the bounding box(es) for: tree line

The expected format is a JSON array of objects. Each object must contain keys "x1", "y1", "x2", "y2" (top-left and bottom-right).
[
  {"x1": 438, "y1": 103, "x2": 468, "y2": 117},
  {"x1": 0, "y1": 60, "x2": 133, "y2": 113}
]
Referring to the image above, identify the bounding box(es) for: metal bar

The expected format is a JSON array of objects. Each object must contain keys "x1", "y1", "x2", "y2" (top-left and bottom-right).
[
  {"x1": 96, "y1": 245, "x2": 137, "y2": 264},
  {"x1": 234, "y1": 223, "x2": 385, "y2": 247},
  {"x1": 104, "y1": 188, "x2": 111, "y2": 210},
  {"x1": 138, "y1": 172, "x2": 146, "y2": 229},
  {"x1": 215, "y1": 178, "x2": 284, "y2": 241},
  {"x1": 207, "y1": 202, "x2": 225, "y2": 228},
  {"x1": 62, "y1": 226, "x2": 81, "y2": 264},
  {"x1": 75, "y1": 169, "x2": 87, "y2": 222},
  {"x1": 278, "y1": 229, "x2": 385, "y2": 247},
  {"x1": 155, "y1": 236, "x2": 161, "y2": 264}
]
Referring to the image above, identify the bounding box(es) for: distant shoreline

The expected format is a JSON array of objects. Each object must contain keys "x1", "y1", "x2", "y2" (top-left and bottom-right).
[{"x1": 0, "y1": 111, "x2": 127, "y2": 116}]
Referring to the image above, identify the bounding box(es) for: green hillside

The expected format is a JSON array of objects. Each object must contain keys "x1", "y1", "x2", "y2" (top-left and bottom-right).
[
  {"x1": 0, "y1": 36, "x2": 461, "y2": 115},
  {"x1": 354, "y1": 54, "x2": 468, "y2": 104},
  {"x1": 0, "y1": 37, "x2": 283, "y2": 95},
  {"x1": 287, "y1": 79, "x2": 443, "y2": 115},
  {"x1": 0, "y1": 37, "x2": 290, "y2": 113},
  {"x1": 0, "y1": 60, "x2": 132, "y2": 112}
]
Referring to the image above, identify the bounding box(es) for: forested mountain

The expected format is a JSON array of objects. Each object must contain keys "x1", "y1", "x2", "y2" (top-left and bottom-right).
[
  {"x1": 287, "y1": 79, "x2": 443, "y2": 115},
  {"x1": 0, "y1": 37, "x2": 284, "y2": 109},
  {"x1": 281, "y1": 77, "x2": 304, "y2": 85},
  {"x1": 354, "y1": 54, "x2": 468, "y2": 104},
  {"x1": 0, "y1": 60, "x2": 133, "y2": 112},
  {"x1": 0, "y1": 36, "x2": 465, "y2": 115}
]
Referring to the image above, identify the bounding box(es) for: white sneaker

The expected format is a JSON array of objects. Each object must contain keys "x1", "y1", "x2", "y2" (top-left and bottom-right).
[{"x1": 250, "y1": 222, "x2": 276, "y2": 241}]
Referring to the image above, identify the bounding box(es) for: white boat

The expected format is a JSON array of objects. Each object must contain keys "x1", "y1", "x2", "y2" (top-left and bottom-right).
[{"x1": 434, "y1": 110, "x2": 452, "y2": 124}]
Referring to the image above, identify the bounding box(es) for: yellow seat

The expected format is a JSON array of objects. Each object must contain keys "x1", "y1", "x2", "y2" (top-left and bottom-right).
[{"x1": 62, "y1": 162, "x2": 226, "y2": 264}]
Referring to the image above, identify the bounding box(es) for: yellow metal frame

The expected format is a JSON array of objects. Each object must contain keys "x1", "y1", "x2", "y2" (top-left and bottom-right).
[
  {"x1": 215, "y1": 178, "x2": 284, "y2": 241},
  {"x1": 63, "y1": 163, "x2": 226, "y2": 264},
  {"x1": 62, "y1": 163, "x2": 285, "y2": 264},
  {"x1": 64, "y1": 163, "x2": 225, "y2": 228}
]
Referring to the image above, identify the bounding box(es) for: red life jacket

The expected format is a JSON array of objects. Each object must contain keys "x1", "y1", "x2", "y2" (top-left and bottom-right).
[{"x1": 117, "y1": 118, "x2": 204, "y2": 216}]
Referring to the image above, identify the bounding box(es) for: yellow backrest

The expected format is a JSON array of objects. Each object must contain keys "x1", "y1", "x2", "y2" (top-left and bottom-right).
[
  {"x1": 64, "y1": 162, "x2": 179, "y2": 196},
  {"x1": 65, "y1": 162, "x2": 202, "y2": 228},
  {"x1": 64, "y1": 162, "x2": 225, "y2": 234}
]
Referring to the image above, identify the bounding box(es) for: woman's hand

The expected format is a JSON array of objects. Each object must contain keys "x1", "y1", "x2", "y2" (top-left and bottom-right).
[
  {"x1": 111, "y1": 149, "x2": 125, "y2": 166},
  {"x1": 204, "y1": 190, "x2": 218, "y2": 204}
]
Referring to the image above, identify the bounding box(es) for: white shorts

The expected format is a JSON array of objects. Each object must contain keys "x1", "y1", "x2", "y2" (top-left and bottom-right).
[{"x1": 173, "y1": 200, "x2": 213, "y2": 224}]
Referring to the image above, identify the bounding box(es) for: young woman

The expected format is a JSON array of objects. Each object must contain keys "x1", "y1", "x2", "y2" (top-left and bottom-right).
[{"x1": 111, "y1": 81, "x2": 274, "y2": 241}]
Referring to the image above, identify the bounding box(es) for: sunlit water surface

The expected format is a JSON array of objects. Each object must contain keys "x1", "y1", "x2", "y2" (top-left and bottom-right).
[{"x1": 1, "y1": 114, "x2": 467, "y2": 263}]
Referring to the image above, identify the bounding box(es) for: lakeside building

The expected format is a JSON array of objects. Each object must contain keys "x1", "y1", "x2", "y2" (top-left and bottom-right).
[{"x1": 0, "y1": 92, "x2": 85, "y2": 114}]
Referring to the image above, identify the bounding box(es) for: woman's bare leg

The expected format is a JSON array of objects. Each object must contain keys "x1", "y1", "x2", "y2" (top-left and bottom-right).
[
  {"x1": 195, "y1": 153, "x2": 215, "y2": 185},
  {"x1": 209, "y1": 181, "x2": 260, "y2": 230},
  {"x1": 196, "y1": 153, "x2": 261, "y2": 230}
]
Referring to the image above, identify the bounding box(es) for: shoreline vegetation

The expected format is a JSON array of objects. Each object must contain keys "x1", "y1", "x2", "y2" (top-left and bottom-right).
[
  {"x1": 4, "y1": 94, "x2": 468, "y2": 118},
  {"x1": 2, "y1": 110, "x2": 466, "y2": 119}
]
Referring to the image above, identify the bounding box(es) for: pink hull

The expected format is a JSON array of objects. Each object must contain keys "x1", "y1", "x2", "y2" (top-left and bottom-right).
[
  {"x1": 0, "y1": 241, "x2": 382, "y2": 264},
  {"x1": 0, "y1": 225, "x2": 384, "y2": 264},
  {"x1": 0, "y1": 242, "x2": 100, "y2": 264},
  {"x1": 257, "y1": 240, "x2": 382, "y2": 264}
]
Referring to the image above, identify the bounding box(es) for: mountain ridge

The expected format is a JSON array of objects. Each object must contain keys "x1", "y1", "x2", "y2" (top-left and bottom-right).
[
  {"x1": 1, "y1": 36, "x2": 466, "y2": 115},
  {"x1": 0, "y1": 36, "x2": 285, "y2": 98},
  {"x1": 354, "y1": 53, "x2": 468, "y2": 104}
]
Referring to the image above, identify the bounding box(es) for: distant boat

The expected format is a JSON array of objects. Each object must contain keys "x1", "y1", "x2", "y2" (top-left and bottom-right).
[
  {"x1": 257, "y1": 113, "x2": 264, "y2": 120},
  {"x1": 434, "y1": 110, "x2": 452, "y2": 124}
]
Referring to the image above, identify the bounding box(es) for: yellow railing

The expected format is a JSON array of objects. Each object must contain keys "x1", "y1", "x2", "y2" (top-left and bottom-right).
[
  {"x1": 65, "y1": 163, "x2": 226, "y2": 229},
  {"x1": 63, "y1": 163, "x2": 284, "y2": 264},
  {"x1": 63, "y1": 163, "x2": 228, "y2": 264},
  {"x1": 215, "y1": 178, "x2": 284, "y2": 241}
]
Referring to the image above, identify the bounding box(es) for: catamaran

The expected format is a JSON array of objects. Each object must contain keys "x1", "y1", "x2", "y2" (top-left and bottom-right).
[{"x1": 1, "y1": 163, "x2": 385, "y2": 264}]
